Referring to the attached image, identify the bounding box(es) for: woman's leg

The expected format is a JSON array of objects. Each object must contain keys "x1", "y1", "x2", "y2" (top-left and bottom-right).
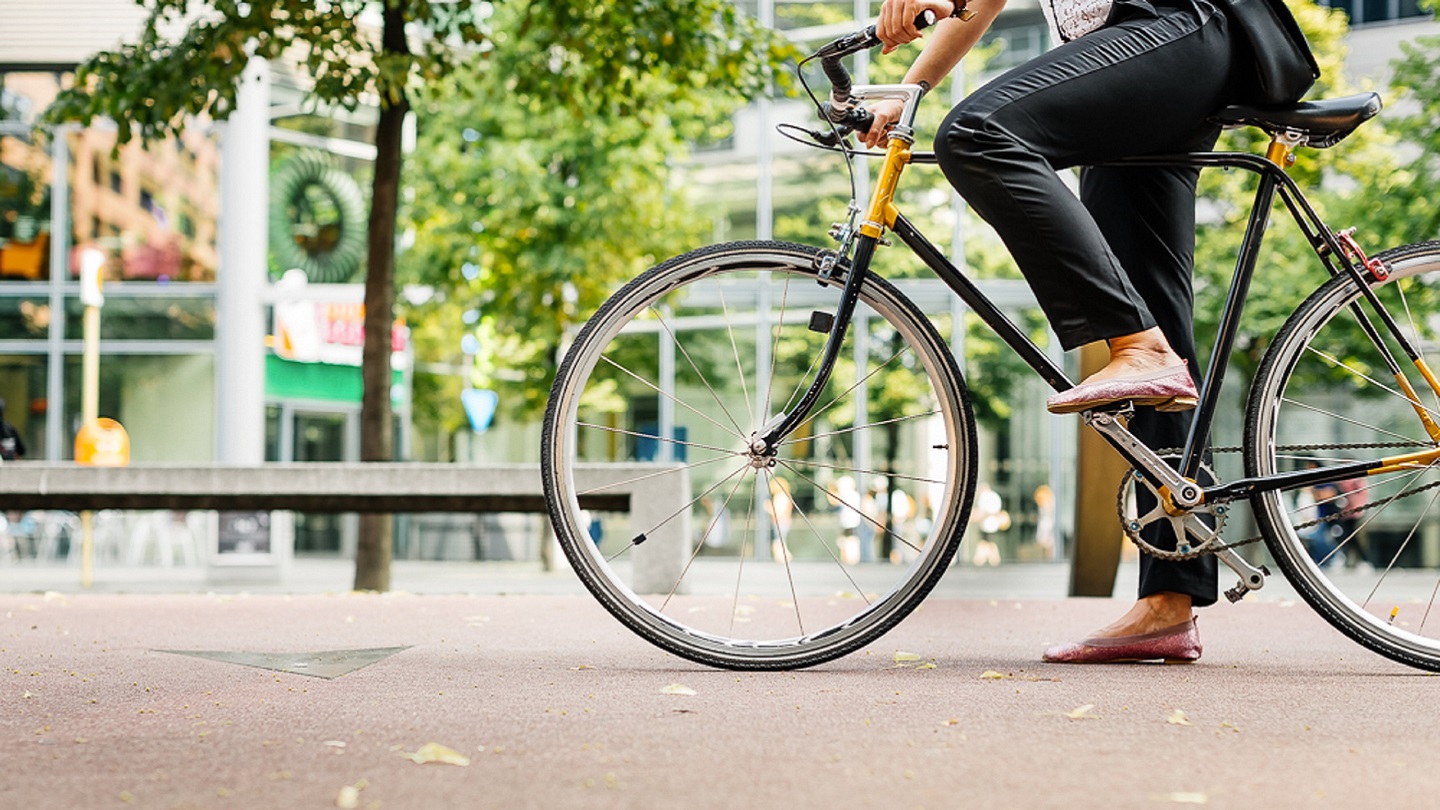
[
  {"x1": 932, "y1": 1, "x2": 1234, "y2": 351},
  {"x1": 926, "y1": 3, "x2": 1236, "y2": 645},
  {"x1": 1083, "y1": 161, "x2": 1220, "y2": 611}
]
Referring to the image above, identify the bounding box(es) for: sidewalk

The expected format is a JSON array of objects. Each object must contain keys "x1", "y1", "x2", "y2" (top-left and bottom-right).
[{"x1": 3, "y1": 588, "x2": 1435, "y2": 809}]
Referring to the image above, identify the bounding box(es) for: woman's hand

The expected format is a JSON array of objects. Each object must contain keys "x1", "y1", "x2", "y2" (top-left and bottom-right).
[
  {"x1": 876, "y1": 0, "x2": 961, "y2": 53},
  {"x1": 860, "y1": 99, "x2": 906, "y2": 149}
]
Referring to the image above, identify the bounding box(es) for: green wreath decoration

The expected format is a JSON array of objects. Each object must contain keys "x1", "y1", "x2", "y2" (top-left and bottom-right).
[{"x1": 269, "y1": 151, "x2": 367, "y2": 283}]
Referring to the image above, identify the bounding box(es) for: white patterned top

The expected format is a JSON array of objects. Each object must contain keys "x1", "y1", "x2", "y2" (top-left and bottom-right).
[{"x1": 1038, "y1": 0, "x2": 1114, "y2": 42}]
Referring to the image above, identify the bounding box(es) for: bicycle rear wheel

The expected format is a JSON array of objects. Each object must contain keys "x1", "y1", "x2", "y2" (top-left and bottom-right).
[
  {"x1": 1247, "y1": 241, "x2": 1440, "y2": 671},
  {"x1": 541, "y1": 241, "x2": 977, "y2": 669}
]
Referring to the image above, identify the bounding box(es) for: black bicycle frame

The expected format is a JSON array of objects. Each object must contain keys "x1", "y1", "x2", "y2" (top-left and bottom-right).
[{"x1": 776, "y1": 148, "x2": 1431, "y2": 505}]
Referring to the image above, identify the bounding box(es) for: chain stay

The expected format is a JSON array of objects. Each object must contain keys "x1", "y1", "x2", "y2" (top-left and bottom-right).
[{"x1": 1120, "y1": 443, "x2": 1440, "y2": 561}]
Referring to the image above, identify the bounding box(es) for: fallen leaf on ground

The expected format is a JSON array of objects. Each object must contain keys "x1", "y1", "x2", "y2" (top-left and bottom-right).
[
  {"x1": 1151, "y1": 792, "x2": 1208, "y2": 805},
  {"x1": 893, "y1": 651, "x2": 921, "y2": 663},
  {"x1": 660, "y1": 684, "x2": 697, "y2": 696},
  {"x1": 402, "y1": 742, "x2": 471, "y2": 766},
  {"x1": 336, "y1": 783, "x2": 363, "y2": 809},
  {"x1": 1065, "y1": 704, "x2": 1100, "y2": 720},
  {"x1": 1167, "y1": 709, "x2": 1192, "y2": 726},
  {"x1": 916, "y1": 662, "x2": 937, "y2": 670},
  {"x1": 979, "y1": 670, "x2": 1010, "y2": 680}
]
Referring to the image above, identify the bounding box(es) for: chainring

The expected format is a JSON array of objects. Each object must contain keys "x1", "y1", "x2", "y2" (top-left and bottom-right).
[{"x1": 1116, "y1": 455, "x2": 1229, "y2": 562}]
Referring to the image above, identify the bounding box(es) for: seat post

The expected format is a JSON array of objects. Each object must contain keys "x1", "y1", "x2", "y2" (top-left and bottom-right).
[{"x1": 1265, "y1": 131, "x2": 1305, "y2": 169}]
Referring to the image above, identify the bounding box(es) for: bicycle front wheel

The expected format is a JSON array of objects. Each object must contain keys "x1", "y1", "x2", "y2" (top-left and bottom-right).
[
  {"x1": 541, "y1": 241, "x2": 977, "y2": 669},
  {"x1": 1247, "y1": 240, "x2": 1440, "y2": 671}
]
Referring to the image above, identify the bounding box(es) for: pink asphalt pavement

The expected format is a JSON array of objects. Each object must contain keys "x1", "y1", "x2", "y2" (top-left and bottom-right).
[{"x1": 4, "y1": 592, "x2": 1437, "y2": 809}]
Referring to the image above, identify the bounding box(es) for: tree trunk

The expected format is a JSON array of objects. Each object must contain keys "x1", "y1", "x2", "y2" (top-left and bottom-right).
[{"x1": 353, "y1": 4, "x2": 410, "y2": 592}]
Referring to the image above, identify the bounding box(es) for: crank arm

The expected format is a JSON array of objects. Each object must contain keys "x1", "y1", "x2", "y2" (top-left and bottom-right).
[
  {"x1": 1086, "y1": 410, "x2": 1204, "y2": 508},
  {"x1": 1216, "y1": 546, "x2": 1268, "y2": 603}
]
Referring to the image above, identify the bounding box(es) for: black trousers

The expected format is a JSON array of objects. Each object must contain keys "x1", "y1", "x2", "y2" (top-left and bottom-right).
[{"x1": 934, "y1": 0, "x2": 1241, "y2": 605}]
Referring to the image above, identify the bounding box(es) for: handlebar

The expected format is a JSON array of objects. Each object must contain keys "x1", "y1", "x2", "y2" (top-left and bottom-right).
[{"x1": 810, "y1": 4, "x2": 970, "y2": 142}]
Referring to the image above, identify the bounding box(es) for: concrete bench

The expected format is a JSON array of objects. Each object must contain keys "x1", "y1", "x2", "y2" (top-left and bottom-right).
[{"x1": 0, "y1": 462, "x2": 690, "y2": 593}]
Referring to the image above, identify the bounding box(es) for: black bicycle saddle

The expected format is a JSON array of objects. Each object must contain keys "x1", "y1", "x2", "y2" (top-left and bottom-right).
[{"x1": 1212, "y1": 92, "x2": 1383, "y2": 149}]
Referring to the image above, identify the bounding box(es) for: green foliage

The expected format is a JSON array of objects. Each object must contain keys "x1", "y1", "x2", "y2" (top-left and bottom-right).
[
  {"x1": 1377, "y1": 33, "x2": 1440, "y2": 245},
  {"x1": 400, "y1": 2, "x2": 789, "y2": 428},
  {"x1": 44, "y1": 0, "x2": 792, "y2": 142},
  {"x1": 1192, "y1": 1, "x2": 1403, "y2": 381}
]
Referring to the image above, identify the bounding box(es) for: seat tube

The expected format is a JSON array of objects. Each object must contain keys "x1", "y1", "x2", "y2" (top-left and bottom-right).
[{"x1": 1181, "y1": 137, "x2": 1296, "y2": 478}]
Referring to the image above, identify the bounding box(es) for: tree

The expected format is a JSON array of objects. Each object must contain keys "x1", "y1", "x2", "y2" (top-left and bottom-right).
[
  {"x1": 45, "y1": 0, "x2": 790, "y2": 590},
  {"x1": 1375, "y1": 32, "x2": 1440, "y2": 245}
]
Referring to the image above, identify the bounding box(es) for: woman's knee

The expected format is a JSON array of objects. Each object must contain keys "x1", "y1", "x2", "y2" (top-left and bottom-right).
[{"x1": 933, "y1": 107, "x2": 1009, "y2": 195}]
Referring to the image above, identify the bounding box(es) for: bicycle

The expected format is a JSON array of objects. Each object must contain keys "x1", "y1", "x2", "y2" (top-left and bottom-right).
[{"x1": 540, "y1": 11, "x2": 1440, "y2": 671}]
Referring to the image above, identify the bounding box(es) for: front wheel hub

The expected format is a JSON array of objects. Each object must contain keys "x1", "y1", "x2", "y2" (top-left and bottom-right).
[{"x1": 747, "y1": 433, "x2": 777, "y2": 469}]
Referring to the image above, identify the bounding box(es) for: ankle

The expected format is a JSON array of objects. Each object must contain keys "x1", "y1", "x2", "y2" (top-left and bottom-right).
[
  {"x1": 1104, "y1": 329, "x2": 1181, "y2": 370},
  {"x1": 1141, "y1": 592, "x2": 1194, "y2": 626}
]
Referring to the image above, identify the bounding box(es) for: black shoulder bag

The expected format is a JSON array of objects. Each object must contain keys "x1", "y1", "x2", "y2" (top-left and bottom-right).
[{"x1": 1222, "y1": 0, "x2": 1321, "y2": 107}]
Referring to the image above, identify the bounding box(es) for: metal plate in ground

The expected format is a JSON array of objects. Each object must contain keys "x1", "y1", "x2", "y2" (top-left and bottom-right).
[{"x1": 156, "y1": 646, "x2": 411, "y2": 679}]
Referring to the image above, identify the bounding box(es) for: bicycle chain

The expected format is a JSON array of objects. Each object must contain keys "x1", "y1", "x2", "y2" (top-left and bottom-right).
[{"x1": 1117, "y1": 442, "x2": 1440, "y2": 561}]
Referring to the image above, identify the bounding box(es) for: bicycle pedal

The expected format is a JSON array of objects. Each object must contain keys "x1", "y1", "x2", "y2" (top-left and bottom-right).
[{"x1": 1083, "y1": 401, "x2": 1137, "y2": 420}]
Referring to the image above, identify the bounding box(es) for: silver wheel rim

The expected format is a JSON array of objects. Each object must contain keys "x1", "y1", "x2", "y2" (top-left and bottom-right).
[{"x1": 542, "y1": 244, "x2": 975, "y2": 667}]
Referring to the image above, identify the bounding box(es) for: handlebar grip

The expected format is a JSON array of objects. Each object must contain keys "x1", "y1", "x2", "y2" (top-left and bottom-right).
[{"x1": 815, "y1": 10, "x2": 940, "y2": 61}]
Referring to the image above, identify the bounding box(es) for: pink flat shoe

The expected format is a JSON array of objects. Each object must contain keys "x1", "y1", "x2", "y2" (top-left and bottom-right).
[
  {"x1": 1045, "y1": 362, "x2": 1198, "y2": 415},
  {"x1": 1042, "y1": 618, "x2": 1202, "y2": 664}
]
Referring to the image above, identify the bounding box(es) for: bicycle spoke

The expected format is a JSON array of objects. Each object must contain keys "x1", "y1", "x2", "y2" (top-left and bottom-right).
[
  {"x1": 786, "y1": 485, "x2": 873, "y2": 605},
  {"x1": 651, "y1": 304, "x2": 748, "y2": 438},
  {"x1": 730, "y1": 472, "x2": 760, "y2": 637},
  {"x1": 600, "y1": 354, "x2": 746, "y2": 440},
  {"x1": 790, "y1": 342, "x2": 911, "y2": 440},
  {"x1": 658, "y1": 467, "x2": 752, "y2": 612},
  {"x1": 1278, "y1": 396, "x2": 1427, "y2": 446},
  {"x1": 762, "y1": 272, "x2": 794, "y2": 423},
  {"x1": 773, "y1": 336, "x2": 830, "y2": 424},
  {"x1": 1314, "y1": 468, "x2": 1428, "y2": 568},
  {"x1": 575, "y1": 451, "x2": 739, "y2": 497},
  {"x1": 764, "y1": 468, "x2": 806, "y2": 637},
  {"x1": 1421, "y1": 575, "x2": 1440, "y2": 633},
  {"x1": 1363, "y1": 476, "x2": 1440, "y2": 608},
  {"x1": 793, "y1": 410, "x2": 941, "y2": 446},
  {"x1": 779, "y1": 459, "x2": 925, "y2": 556},
  {"x1": 716, "y1": 284, "x2": 756, "y2": 429},
  {"x1": 791, "y1": 456, "x2": 947, "y2": 488},
  {"x1": 604, "y1": 461, "x2": 748, "y2": 564},
  {"x1": 1304, "y1": 345, "x2": 1440, "y2": 425},
  {"x1": 575, "y1": 422, "x2": 744, "y2": 461}
]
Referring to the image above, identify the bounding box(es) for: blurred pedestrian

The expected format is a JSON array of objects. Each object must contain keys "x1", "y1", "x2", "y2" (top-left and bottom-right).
[
  {"x1": 766, "y1": 477, "x2": 794, "y2": 562},
  {"x1": 0, "y1": 399, "x2": 25, "y2": 462}
]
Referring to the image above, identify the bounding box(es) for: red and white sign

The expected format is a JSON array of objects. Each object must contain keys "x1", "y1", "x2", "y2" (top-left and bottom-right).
[{"x1": 271, "y1": 270, "x2": 408, "y2": 367}]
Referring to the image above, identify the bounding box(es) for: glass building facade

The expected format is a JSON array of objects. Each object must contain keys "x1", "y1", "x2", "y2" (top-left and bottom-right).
[{"x1": 1, "y1": 72, "x2": 219, "y2": 464}]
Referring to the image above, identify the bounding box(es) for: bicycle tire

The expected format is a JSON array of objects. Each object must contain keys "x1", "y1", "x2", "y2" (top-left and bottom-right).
[
  {"x1": 541, "y1": 240, "x2": 977, "y2": 669},
  {"x1": 1246, "y1": 240, "x2": 1440, "y2": 671}
]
